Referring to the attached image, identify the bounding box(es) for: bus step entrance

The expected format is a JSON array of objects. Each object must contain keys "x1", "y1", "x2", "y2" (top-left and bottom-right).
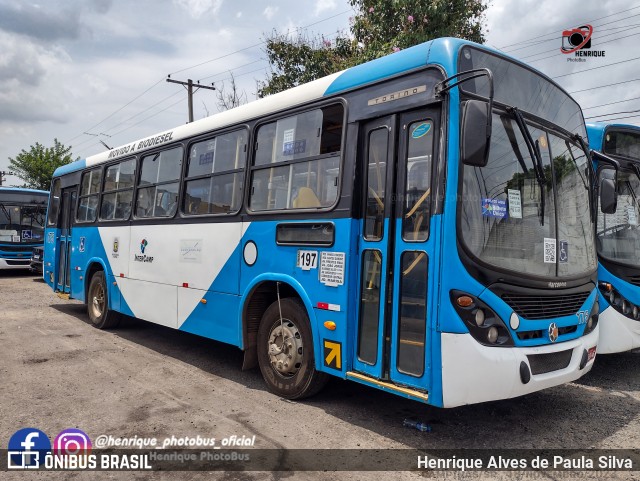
[{"x1": 346, "y1": 371, "x2": 429, "y2": 403}]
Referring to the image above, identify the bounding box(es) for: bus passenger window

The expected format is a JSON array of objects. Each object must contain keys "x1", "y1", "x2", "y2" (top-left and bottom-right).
[
  {"x1": 136, "y1": 147, "x2": 182, "y2": 218},
  {"x1": 100, "y1": 158, "x2": 135, "y2": 221},
  {"x1": 77, "y1": 168, "x2": 102, "y2": 223},
  {"x1": 182, "y1": 130, "x2": 246, "y2": 216},
  {"x1": 249, "y1": 104, "x2": 343, "y2": 212}
]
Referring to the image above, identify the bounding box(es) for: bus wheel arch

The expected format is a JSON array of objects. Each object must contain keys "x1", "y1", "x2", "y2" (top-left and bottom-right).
[
  {"x1": 85, "y1": 263, "x2": 121, "y2": 329},
  {"x1": 241, "y1": 280, "x2": 300, "y2": 370}
]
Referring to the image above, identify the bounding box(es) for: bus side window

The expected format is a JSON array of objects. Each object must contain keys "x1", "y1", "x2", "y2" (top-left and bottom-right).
[
  {"x1": 136, "y1": 147, "x2": 182, "y2": 219},
  {"x1": 249, "y1": 104, "x2": 343, "y2": 212},
  {"x1": 77, "y1": 168, "x2": 102, "y2": 223},
  {"x1": 182, "y1": 130, "x2": 246, "y2": 216},
  {"x1": 100, "y1": 158, "x2": 135, "y2": 221},
  {"x1": 47, "y1": 178, "x2": 62, "y2": 226}
]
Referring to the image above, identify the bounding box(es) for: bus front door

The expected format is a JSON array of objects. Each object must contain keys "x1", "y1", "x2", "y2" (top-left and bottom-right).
[
  {"x1": 56, "y1": 188, "x2": 77, "y2": 294},
  {"x1": 354, "y1": 108, "x2": 440, "y2": 395}
]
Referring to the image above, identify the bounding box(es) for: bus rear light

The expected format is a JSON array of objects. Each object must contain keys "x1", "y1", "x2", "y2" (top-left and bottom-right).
[{"x1": 183, "y1": 283, "x2": 189, "y2": 288}]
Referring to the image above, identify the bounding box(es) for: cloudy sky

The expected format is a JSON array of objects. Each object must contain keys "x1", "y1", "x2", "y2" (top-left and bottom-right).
[{"x1": 0, "y1": 0, "x2": 639, "y2": 186}]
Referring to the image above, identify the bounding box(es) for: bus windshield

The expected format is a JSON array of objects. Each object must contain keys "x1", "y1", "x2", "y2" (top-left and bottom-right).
[
  {"x1": 458, "y1": 47, "x2": 596, "y2": 279},
  {"x1": 597, "y1": 130, "x2": 640, "y2": 266},
  {"x1": 0, "y1": 203, "x2": 46, "y2": 243}
]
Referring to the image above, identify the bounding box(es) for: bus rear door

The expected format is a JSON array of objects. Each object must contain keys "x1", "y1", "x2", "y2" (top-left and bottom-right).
[
  {"x1": 56, "y1": 187, "x2": 77, "y2": 294},
  {"x1": 352, "y1": 108, "x2": 440, "y2": 395}
]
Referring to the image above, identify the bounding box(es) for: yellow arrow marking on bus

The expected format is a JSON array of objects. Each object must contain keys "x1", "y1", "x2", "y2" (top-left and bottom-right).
[{"x1": 324, "y1": 340, "x2": 342, "y2": 370}]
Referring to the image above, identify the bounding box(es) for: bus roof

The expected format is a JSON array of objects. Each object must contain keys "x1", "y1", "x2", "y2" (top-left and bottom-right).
[
  {"x1": 53, "y1": 36, "x2": 557, "y2": 178},
  {"x1": 0, "y1": 187, "x2": 49, "y2": 196},
  {"x1": 586, "y1": 122, "x2": 640, "y2": 152}
]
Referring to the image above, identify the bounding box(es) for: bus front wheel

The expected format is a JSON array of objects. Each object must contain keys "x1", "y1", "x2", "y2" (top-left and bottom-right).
[
  {"x1": 87, "y1": 271, "x2": 121, "y2": 329},
  {"x1": 257, "y1": 298, "x2": 328, "y2": 399}
]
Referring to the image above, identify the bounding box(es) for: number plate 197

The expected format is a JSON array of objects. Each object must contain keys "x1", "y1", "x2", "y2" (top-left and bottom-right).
[{"x1": 297, "y1": 250, "x2": 318, "y2": 270}]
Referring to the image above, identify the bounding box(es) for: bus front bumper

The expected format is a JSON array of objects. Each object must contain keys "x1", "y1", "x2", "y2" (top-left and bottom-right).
[
  {"x1": 440, "y1": 325, "x2": 598, "y2": 408},
  {"x1": 0, "y1": 258, "x2": 31, "y2": 270},
  {"x1": 597, "y1": 306, "x2": 640, "y2": 354}
]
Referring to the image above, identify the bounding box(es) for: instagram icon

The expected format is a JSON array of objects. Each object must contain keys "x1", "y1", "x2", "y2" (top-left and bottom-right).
[{"x1": 54, "y1": 429, "x2": 92, "y2": 456}]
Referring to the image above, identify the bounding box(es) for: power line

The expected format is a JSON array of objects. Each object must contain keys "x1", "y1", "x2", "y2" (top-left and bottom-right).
[
  {"x1": 525, "y1": 29, "x2": 640, "y2": 63},
  {"x1": 586, "y1": 113, "x2": 640, "y2": 122},
  {"x1": 586, "y1": 109, "x2": 640, "y2": 119},
  {"x1": 552, "y1": 55, "x2": 640, "y2": 79},
  {"x1": 499, "y1": 5, "x2": 640, "y2": 50},
  {"x1": 168, "y1": 9, "x2": 351, "y2": 76},
  {"x1": 568, "y1": 78, "x2": 640, "y2": 94},
  {"x1": 70, "y1": 9, "x2": 351, "y2": 149},
  {"x1": 505, "y1": 16, "x2": 640, "y2": 54},
  {"x1": 583, "y1": 96, "x2": 640, "y2": 111}
]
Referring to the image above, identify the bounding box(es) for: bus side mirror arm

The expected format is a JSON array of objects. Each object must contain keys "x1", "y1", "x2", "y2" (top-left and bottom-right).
[
  {"x1": 435, "y1": 68, "x2": 494, "y2": 168},
  {"x1": 592, "y1": 151, "x2": 620, "y2": 215}
]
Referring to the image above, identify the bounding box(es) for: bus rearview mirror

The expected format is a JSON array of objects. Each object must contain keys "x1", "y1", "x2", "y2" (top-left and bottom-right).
[
  {"x1": 461, "y1": 100, "x2": 491, "y2": 168},
  {"x1": 600, "y1": 177, "x2": 617, "y2": 214}
]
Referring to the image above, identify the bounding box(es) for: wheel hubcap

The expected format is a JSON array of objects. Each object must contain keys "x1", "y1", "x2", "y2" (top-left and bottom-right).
[
  {"x1": 267, "y1": 319, "x2": 303, "y2": 377},
  {"x1": 90, "y1": 283, "x2": 105, "y2": 319}
]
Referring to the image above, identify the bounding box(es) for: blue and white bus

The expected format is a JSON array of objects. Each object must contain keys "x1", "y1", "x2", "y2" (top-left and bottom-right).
[
  {"x1": 0, "y1": 187, "x2": 48, "y2": 270},
  {"x1": 45, "y1": 38, "x2": 601, "y2": 407},
  {"x1": 587, "y1": 122, "x2": 640, "y2": 353}
]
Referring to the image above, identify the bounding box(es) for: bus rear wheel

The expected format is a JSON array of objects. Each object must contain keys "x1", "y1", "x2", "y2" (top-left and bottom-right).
[
  {"x1": 257, "y1": 298, "x2": 328, "y2": 400},
  {"x1": 87, "y1": 271, "x2": 121, "y2": 329}
]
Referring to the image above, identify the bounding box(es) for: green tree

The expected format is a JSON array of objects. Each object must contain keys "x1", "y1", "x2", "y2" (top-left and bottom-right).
[
  {"x1": 8, "y1": 139, "x2": 78, "y2": 191},
  {"x1": 258, "y1": 0, "x2": 487, "y2": 97}
]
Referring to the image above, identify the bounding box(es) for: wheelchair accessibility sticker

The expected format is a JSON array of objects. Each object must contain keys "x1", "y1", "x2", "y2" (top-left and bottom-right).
[{"x1": 559, "y1": 240, "x2": 568, "y2": 263}]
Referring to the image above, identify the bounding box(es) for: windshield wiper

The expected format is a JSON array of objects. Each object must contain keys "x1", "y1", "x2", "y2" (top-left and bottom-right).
[
  {"x1": 507, "y1": 107, "x2": 547, "y2": 224},
  {"x1": 0, "y1": 203, "x2": 12, "y2": 225}
]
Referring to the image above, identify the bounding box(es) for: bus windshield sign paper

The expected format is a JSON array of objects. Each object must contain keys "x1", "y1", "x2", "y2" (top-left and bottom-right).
[
  {"x1": 507, "y1": 189, "x2": 522, "y2": 219},
  {"x1": 319, "y1": 252, "x2": 345, "y2": 286},
  {"x1": 544, "y1": 238, "x2": 556, "y2": 263},
  {"x1": 482, "y1": 198, "x2": 507, "y2": 218}
]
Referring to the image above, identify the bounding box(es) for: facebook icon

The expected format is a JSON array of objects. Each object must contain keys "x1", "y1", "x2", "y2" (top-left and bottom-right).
[{"x1": 7, "y1": 428, "x2": 51, "y2": 469}]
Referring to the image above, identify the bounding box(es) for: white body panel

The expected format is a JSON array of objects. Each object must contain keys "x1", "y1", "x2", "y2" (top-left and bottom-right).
[
  {"x1": 106, "y1": 223, "x2": 248, "y2": 327},
  {"x1": 117, "y1": 277, "x2": 177, "y2": 328},
  {"x1": 441, "y1": 326, "x2": 598, "y2": 408},
  {"x1": 597, "y1": 306, "x2": 640, "y2": 354}
]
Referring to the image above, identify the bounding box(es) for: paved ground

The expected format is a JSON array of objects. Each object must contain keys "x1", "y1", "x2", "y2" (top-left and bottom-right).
[{"x1": 1, "y1": 270, "x2": 640, "y2": 480}]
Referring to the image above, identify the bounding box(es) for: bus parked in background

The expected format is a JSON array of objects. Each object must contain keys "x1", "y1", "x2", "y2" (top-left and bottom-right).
[
  {"x1": 0, "y1": 187, "x2": 48, "y2": 270},
  {"x1": 588, "y1": 122, "x2": 640, "y2": 353},
  {"x1": 45, "y1": 38, "x2": 602, "y2": 408}
]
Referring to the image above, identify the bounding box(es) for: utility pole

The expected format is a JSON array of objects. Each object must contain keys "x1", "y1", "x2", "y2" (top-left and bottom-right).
[
  {"x1": 0, "y1": 171, "x2": 14, "y2": 186},
  {"x1": 166, "y1": 76, "x2": 216, "y2": 123}
]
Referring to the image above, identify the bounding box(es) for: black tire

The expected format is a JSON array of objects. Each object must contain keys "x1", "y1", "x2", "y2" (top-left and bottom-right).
[
  {"x1": 87, "y1": 271, "x2": 121, "y2": 329},
  {"x1": 257, "y1": 298, "x2": 329, "y2": 400}
]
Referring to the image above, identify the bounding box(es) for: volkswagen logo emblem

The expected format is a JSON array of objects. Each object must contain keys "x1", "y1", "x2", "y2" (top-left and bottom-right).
[{"x1": 548, "y1": 322, "x2": 559, "y2": 343}]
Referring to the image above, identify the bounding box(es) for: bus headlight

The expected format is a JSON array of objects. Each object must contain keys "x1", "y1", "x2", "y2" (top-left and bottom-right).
[
  {"x1": 599, "y1": 282, "x2": 640, "y2": 322},
  {"x1": 584, "y1": 299, "x2": 599, "y2": 336},
  {"x1": 450, "y1": 290, "x2": 514, "y2": 347}
]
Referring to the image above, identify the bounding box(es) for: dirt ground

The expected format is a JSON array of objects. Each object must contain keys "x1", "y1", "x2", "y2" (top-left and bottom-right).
[{"x1": 1, "y1": 270, "x2": 639, "y2": 480}]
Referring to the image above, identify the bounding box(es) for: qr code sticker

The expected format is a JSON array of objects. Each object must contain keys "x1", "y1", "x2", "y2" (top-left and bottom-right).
[{"x1": 544, "y1": 238, "x2": 556, "y2": 264}]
